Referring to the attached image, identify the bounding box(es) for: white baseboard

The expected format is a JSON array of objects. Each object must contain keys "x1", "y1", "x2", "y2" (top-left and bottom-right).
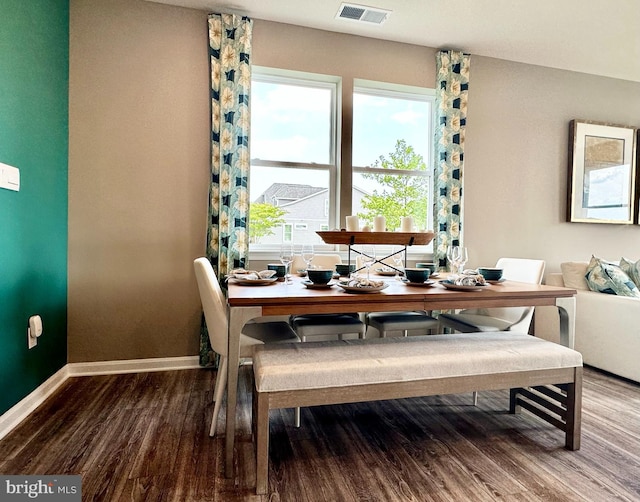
[
  {"x1": 67, "y1": 355, "x2": 201, "y2": 376},
  {"x1": 0, "y1": 356, "x2": 202, "y2": 441},
  {"x1": 0, "y1": 366, "x2": 69, "y2": 442}
]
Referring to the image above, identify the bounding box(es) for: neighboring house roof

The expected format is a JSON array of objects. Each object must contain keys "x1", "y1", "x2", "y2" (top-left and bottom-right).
[{"x1": 253, "y1": 183, "x2": 326, "y2": 205}]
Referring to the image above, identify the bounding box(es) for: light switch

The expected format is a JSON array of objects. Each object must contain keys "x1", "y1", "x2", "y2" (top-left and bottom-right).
[{"x1": 0, "y1": 162, "x2": 20, "y2": 192}]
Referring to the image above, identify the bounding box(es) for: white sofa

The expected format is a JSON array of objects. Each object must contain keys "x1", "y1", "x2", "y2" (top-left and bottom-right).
[{"x1": 535, "y1": 263, "x2": 640, "y2": 383}]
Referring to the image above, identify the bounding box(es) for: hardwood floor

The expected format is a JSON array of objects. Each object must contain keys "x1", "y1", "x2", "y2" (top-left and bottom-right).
[{"x1": 1, "y1": 365, "x2": 638, "y2": 501}]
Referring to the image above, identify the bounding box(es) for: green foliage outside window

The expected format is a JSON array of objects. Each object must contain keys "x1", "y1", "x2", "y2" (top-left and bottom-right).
[
  {"x1": 249, "y1": 203, "x2": 287, "y2": 243},
  {"x1": 358, "y1": 139, "x2": 429, "y2": 231}
]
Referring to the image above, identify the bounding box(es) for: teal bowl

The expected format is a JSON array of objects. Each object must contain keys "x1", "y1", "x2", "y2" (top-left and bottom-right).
[
  {"x1": 335, "y1": 264, "x2": 356, "y2": 276},
  {"x1": 404, "y1": 267, "x2": 430, "y2": 283},
  {"x1": 478, "y1": 267, "x2": 503, "y2": 281},
  {"x1": 307, "y1": 268, "x2": 334, "y2": 284}
]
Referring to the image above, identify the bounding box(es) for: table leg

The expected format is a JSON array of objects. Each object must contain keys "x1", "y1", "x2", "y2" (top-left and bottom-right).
[
  {"x1": 555, "y1": 296, "x2": 576, "y2": 349},
  {"x1": 225, "y1": 305, "x2": 262, "y2": 477}
]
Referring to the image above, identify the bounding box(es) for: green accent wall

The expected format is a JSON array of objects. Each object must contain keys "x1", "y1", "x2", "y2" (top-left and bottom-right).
[{"x1": 0, "y1": 0, "x2": 69, "y2": 415}]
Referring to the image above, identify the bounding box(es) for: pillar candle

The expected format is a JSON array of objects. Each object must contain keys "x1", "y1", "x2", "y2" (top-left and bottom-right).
[
  {"x1": 345, "y1": 215, "x2": 359, "y2": 231},
  {"x1": 400, "y1": 217, "x2": 414, "y2": 232},
  {"x1": 373, "y1": 216, "x2": 386, "y2": 232}
]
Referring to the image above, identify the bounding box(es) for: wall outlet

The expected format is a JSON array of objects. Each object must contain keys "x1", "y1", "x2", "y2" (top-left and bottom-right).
[
  {"x1": 27, "y1": 315, "x2": 42, "y2": 349},
  {"x1": 28, "y1": 327, "x2": 37, "y2": 349}
]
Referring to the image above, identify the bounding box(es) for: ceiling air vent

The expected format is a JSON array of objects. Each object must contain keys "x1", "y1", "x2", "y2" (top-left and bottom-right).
[{"x1": 336, "y1": 3, "x2": 391, "y2": 25}]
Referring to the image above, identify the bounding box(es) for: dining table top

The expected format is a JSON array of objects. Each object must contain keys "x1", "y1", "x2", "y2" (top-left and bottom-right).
[{"x1": 226, "y1": 273, "x2": 577, "y2": 316}]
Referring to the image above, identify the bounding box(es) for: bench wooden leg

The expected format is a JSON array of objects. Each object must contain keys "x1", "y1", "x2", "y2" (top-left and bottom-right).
[
  {"x1": 255, "y1": 392, "x2": 270, "y2": 495},
  {"x1": 565, "y1": 367, "x2": 582, "y2": 451},
  {"x1": 508, "y1": 368, "x2": 582, "y2": 451}
]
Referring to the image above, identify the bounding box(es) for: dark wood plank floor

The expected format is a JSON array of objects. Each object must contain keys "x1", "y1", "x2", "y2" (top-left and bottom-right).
[{"x1": 1, "y1": 365, "x2": 639, "y2": 501}]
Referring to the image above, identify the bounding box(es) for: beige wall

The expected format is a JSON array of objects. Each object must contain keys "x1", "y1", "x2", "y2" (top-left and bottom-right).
[
  {"x1": 465, "y1": 57, "x2": 640, "y2": 272},
  {"x1": 69, "y1": 0, "x2": 210, "y2": 361},
  {"x1": 69, "y1": 0, "x2": 640, "y2": 361}
]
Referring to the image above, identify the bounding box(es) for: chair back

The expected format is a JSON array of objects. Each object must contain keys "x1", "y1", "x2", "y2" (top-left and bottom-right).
[
  {"x1": 478, "y1": 258, "x2": 546, "y2": 331},
  {"x1": 193, "y1": 257, "x2": 229, "y2": 357},
  {"x1": 496, "y1": 257, "x2": 546, "y2": 284},
  {"x1": 310, "y1": 253, "x2": 342, "y2": 269}
]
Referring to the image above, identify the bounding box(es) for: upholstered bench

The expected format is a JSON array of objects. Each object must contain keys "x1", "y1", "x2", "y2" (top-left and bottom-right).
[{"x1": 252, "y1": 332, "x2": 583, "y2": 495}]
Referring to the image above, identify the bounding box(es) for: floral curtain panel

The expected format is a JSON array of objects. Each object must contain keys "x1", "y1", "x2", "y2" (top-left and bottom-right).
[
  {"x1": 433, "y1": 50, "x2": 470, "y2": 270},
  {"x1": 201, "y1": 13, "x2": 252, "y2": 366}
]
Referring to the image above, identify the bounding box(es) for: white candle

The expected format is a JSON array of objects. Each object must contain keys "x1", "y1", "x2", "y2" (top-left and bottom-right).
[
  {"x1": 400, "y1": 217, "x2": 414, "y2": 232},
  {"x1": 345, "y1": 215, "x2": 359, "y2": 231},
  {"x1": 373, "y1": 216, "x2": 386, "y2": 232}
]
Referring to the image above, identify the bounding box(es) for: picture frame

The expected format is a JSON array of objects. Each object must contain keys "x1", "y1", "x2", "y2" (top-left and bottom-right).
[{"x1": 567, "y1": 120, "x2": 637, "y2": 224}]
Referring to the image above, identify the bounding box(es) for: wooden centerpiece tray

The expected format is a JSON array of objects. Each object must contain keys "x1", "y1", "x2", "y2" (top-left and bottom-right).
[{"x1": 316, "y1": 231, "x2": 434, "y2": 246}]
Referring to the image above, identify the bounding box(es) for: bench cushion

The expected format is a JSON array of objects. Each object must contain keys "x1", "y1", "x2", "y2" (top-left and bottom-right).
[{"x1": 253, "y1": 333, "x2": 582, "y2": 393}]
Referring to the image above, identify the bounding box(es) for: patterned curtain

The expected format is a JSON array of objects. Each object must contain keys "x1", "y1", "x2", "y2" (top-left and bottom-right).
[
  {"x1": 200, "y1": 13, "x2": 252, "y2": 366},
  {"x1": 433, "y1": 50, "x2": 470, "y2": 270}
]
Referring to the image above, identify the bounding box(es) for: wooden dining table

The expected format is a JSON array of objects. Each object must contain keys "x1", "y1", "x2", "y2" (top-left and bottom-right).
[{"x1": 224, "y1": 274, "x2": 577, "y2": 476}]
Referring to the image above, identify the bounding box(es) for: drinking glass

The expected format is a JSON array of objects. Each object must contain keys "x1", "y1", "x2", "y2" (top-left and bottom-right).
[
  {"x1": 446, "y1": 245, "x2": 460, "y2": 274},
  {"x1": 447, "y1": 245, "x2": 468, "y2": 275},
  {"x1": 280, "y1": 244, "x2": 294, "y2": 284},
  {"x1": 457, "y1": 247, "x2": 469, "y2": 274},
  {"x1": 391, "y1": 246, "x2": 405, "y2": 281},
  {"x1": 301, "y1": 243, "x2": 314, "y2": 271},
  {"x1": 361, "y1": 245, "x2": 376, "y2": 281}
]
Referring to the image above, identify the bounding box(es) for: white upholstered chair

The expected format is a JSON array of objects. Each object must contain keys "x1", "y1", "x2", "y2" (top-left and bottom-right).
[
  {"x1": 438, "y1": 257, "x2": 546, "y2": 333},
  {"x1": 438, "y1": 257, "x2": 546, "y2": 404},
  {"x1": 193, "y1": 257, "x2": 300, "y2": 436},
  {"x1": 290, "y1": 253, "x2": 366, "y2": 341}
]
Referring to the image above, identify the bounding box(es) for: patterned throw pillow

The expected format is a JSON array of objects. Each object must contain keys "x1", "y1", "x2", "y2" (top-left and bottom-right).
[
  {"x1": 619, "y1": 257, "x2": 640, "y2": 289},
  {"x1": 585, "y1": 256, "x2": 640, "y2": 297}
]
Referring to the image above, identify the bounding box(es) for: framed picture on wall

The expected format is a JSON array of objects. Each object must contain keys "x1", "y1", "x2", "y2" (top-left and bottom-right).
[{"x1": 567, "y1": 120, "x2": 637, "y2": 224}]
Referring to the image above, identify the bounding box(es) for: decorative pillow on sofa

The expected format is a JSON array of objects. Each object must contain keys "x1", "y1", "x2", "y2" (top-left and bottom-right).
[
  {"x1": 585, "y1": 256, "x2": 640, "y2": 297},
  {"x1": 620, "y1": 257, "x2": 640, "y2": 289},
  {"x1": 560, "y1": 262, "x2": 589, "y2": 290}
]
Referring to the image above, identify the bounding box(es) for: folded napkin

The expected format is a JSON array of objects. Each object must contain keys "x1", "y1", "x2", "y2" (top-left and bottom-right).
[
  {"x1": 451, "y1": 273, "x2": 486, "y2": 286},
  {"x1": 228, "y1": 268, "x2": 276, "y2": 280},
  {"x1": 344, "y1": 276, "x2": 384, "y2": 288}
]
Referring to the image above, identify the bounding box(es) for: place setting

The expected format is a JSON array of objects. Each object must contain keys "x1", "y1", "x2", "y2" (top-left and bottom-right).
[
  {"x1": 439, "y1": 254, "x2": 504, "y2": 291},
  {"x1": 226, "y1": 268, "x2": 279, "y2": 286},
  {"x1": 401, "y1": 267, "x2": 435, "y2": 287},
  {"x1": 302, "y1": 269, "x2": 338, "y2": 289}
]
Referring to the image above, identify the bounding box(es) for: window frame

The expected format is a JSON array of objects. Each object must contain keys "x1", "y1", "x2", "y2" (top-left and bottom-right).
[
  {"x1": 352, "y1": 79, "x2": 436, "y2": 253},
  {"x1": 249, "y1": 67, "x2": 340, "y2": 255}
]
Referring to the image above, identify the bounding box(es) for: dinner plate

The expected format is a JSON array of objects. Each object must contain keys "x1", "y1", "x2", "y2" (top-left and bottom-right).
[
  {"x1": 439, "y1": 280, "x2": 488, "y2": 291},
  {"x1": 231, "y1": 278, "x2": 278, "y2": 286},
  {"x1": 302, "y1": 280, "x2": 335, "y2": 289},
  {"x1": 375, "y1": 267, "x2": 399, "y2": 276},
  {"x1": 337, "y1": 283, "x2": 389, "y2": 294},
  {"x1": 486, "y1": 278, "x2": 506, "y2": 284},
  {"x1": 402, "y1": 279, "x2": 435, "y2": 288}
]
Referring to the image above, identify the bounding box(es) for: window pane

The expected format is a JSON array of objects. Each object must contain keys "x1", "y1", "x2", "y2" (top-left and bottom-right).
[
  {"x1": 251, "y1": 80, "x2": 332, "y2": 164},
  {"x1": 250, "y1": 166, "x2": 329, "y2": 246},
  {"x1": 353, "y1": 92, "x2": 431, "y2": 168},
  {"x1": 352, "y1": 86, "x2": 434, "y2": 251},
  {"x1": 353, "y1": 172, "x2": 430, "y2": 232}
]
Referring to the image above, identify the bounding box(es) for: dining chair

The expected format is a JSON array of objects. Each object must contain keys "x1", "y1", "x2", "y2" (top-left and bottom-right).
[
  {"x1": 438, "y1": 257, "x2": 546, "y2": 405},
  {"x1": 289, "y1": 253, "x2": 367, "y2": 341},
  {"x1": 437, "y1": 257, "x2": 546, "y2": 334},
  {"x1": 357, "y1": 254, "x2": 439, "y2": 338},
  {"x1": 193, "y1": 257, "x2": 301, "y2": 436},
  {"x1": 365, "y1": 310, "x2": 439, "y2": 338}
]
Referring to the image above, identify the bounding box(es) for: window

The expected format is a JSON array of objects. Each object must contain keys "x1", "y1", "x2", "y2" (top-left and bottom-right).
[
  {"x1": 249, "y1": 67, "x2": 339, "y2": 250},
  {"x1": 352, "y1": 80, "x2": 435, "y2": 252},
  {"x1": 248, "y1": 69, "x2": 435, "y2": 258},
  {"x1": 283, "y1": 224, "x2": 292, "y2": 242}
]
